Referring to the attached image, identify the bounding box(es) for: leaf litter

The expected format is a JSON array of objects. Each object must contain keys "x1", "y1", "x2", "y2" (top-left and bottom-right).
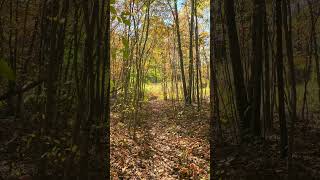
[{"x1": 111, "y1": 100, "x2": 210, "y2": 179}]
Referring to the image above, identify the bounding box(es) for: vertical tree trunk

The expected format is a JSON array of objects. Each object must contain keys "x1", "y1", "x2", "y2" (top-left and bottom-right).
[
  {"x1": 250, "y1": 0, "x2": 264, "y2": 136},
  {"x1": 276, "y1": 0, "x2": 288, "y2": 158},
  {"x1": 104, "y1": 0, "x2": 111, "y2": 177},
  {"x1": 173, "y1": 0, "x2": 188, "y2": 104},
  {"x1": 307, "y1": 0, "x2": 320, "y2": 104},
  {"x1": 41, "y1": 0, "x2": 69, "y2": 177},
  {"x1": 79, "y1": 1, "x2": 98, "y2": 179},
  {"x1": 7, "y1": 0, "x2": 16, "y2": 116},
  {"x1": 163, "y1": 60, "x2": 168, "y2": 100},
  {"x1": 209, "y1": 0, "x2": 217, "y2": 177},
  {"x1": 187, "y1": 0, "x2": 195, "y2": 104},
  {"x1": 195, "y1": 0, "x2": 200, "y2": 110},
  {"x1": 63, "y1": 4, "x2": 81, "y2": 178},
  {"x1": 224, "y1": 0, "x2": 249, "y2": 140},
  {"x1": 263, "y1": 0, "x2": 272, "y2": 133},
  {"x1": 283, "y1": 0, "x2": 297, "y2": 174}
]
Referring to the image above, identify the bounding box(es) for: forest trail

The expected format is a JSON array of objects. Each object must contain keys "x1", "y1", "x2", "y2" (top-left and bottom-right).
[{"x1": 111, "y1": 100, "x2": 210, "y2": 179}]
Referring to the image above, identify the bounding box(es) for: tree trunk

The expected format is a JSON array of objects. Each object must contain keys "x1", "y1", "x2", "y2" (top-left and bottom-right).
[
  {"x1": 224, "y1": 0, "x2": 249, "y2": 140},
  {"x1": 104, "y1": 0, "x2": 111, "y2": 177},
  {"x1": 276, "y1": 0, "x2": 288, "y2": 158},
  {"x1": 173, "y1": 0, "x2": 188, "y2": 104},
  {"x1": 210, "y1": 0, "x2": 217, "y2": 177},
  {"x1": 195, "y1": 0, "x2": 201, "y2": 110},
  {"x1": 250, "y1": 0, "x2": 264, "y2": 137},
  {"x1": 307, "y1": 0, "x2": 320, "y2": 104},
  {"x1": 283, "y1": 0, "x2": 297, "y2": 175},
  {"x1": 263, "y1": 0, "x2": 272, "y2": 133},
  {"x1": 188, "y1": 0, "x2": 195, "y2": 104}
]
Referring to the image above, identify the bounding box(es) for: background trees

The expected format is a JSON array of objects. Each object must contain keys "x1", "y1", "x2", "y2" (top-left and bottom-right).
[
  {"x1": 0, "y1": 0, "x2": 111, "y2": 179},
  {"x1": 212, "y1": 0, "x2": 320, "y2": 178},
  {"x1": 0, "y1": 0, "x2": 319, "y2": 179}
]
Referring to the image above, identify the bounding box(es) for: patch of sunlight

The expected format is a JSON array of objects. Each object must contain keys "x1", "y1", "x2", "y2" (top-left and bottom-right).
[{"x1": 145, "y1": 83, "x2": 164, "y2": 100}]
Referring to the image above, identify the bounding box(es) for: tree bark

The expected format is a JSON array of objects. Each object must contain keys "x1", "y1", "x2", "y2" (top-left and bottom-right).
[
  {"x1": 210, "y1": 0, "x2": 217, "y2": 177},
  {"x1": 187, "y1": 0, "x2": 195, "y2": 104},
  {"x1": 250, "y1": 0, "x2": 264, "y2": 136},
  {"x1": 172, "y1": 0, "x2": 188, "y2": 104},
  {"x1": 283, "y1": 0, "x2": 297, "y2": 174},
  {"x1": 263, "y1": 0, "x2": 272, "y2": 133},
  {"x1": 307, "y1": 0, "x2": 320, "y2": 104},
  {"x1": 224, "y1": 0, "x2": 250, "y2": 140},
  {"x1": 195, "y1": 0, "x2": 201, "y2": 110},
  {"x1": 276, "y1": 0, "x2": 288, "y2": 158}
]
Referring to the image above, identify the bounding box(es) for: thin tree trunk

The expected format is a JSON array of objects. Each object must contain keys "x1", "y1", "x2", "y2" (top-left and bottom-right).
[
  {"x1": 104, "y1": 0, "x2": 111, "y2": 177},
  {"x1": 250, "y1": 0, "x2": 264, "y2": 136},
  {"x1": 283, "y1": 0, "x2": 297, "y2": 175},
  {"x1": 187, "y1": 0, "x2": 195, "y2": 104},
  {"x1": 276, "y1": 0, "x2": 288, "y2": 158},
  {"x1": 263, "y1": 0, "x2": 271, "y2": 133},
  {"x1": 210, "y1": 0, "x2": 217, "y2": 177},
  {"x1": 195, "y1": 0, "x2": 200, "y2": 110},
  {"x1": 172, "y1": 0, "x2": 188, "y2": 104},
  {"x1": 224, "y1": 0, "x2": 249, "y2": 140},
  {"x1": 307, "y1": 0, "x2": 320, "y2": 104}
]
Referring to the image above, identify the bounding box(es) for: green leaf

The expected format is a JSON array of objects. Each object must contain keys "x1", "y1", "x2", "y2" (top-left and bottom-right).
[
  {"x1": 110, "y1": 0, "x2": 116, "y2": 5},
  {"x1": 110, "y1": 6, "x2": 117, "y2": 15},
  {"x1": 117, "y1": 16, "x2": 122, "y2": 22},
  {"x1": 110, "y1": 80, "x2": 115, "y2": 90},
  {"x1": 122, "y1": 18, "x2": 130, "y2": 26},
  {"x1": 121, "y1": 37, "x2": 130, "y2": 59},
  {"x1": 0, "y1": 59, "x2": 15, "y2": 81},
  {"x1": 120, "y1": 13, "x2": 130, "y2": 26},
  {"x1": 122, "y1": 37, "x2": 129, "y2": 49},
  {"x1": 111, "y1": 48, "x2": 117, "y2": 60},
  {"x1": 111, "y1": 15, "x2": 116, "y2": 21},
  {"x1": 121, "y1": 11, "x2": 130, "y2": 16}
]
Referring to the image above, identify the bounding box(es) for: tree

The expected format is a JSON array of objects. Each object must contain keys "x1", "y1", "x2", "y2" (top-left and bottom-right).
[
  {"x1": 307, "y1": 0, "x2": 320, "y2": 104},
  {"x1": 210, "y1": 0, "x2": 217, "y2": 177},
  {"x1": 195, "y1": 0, "x2": 201, "y2": 110},
  {"x1": 249, "y1": 0, "x2": 264, "y2": 136},
  {"x1": 105, "y1": 0, "x2": 111, "y2": 177},
  {"x1": 224, "y1": 0, "x2": 250, "y2": 140},
  {"x1": 276, "y1": 0, "x2": 288, "y2": 158},
  {"x1": 282, "y1": 0, "x2": 297, "y2": 174},
  {"x1": 263, "y1": 0, "x2": 272, "y2": 133},
  {"x1": 171, "y1": 0, "x2": 188, "y2": 104},
  {"x1": 39, "y1": 0, "x2": 70, "y2": 177},
  {"x1": 188, "y1": 0, "x2": 195, "y2": 104}
]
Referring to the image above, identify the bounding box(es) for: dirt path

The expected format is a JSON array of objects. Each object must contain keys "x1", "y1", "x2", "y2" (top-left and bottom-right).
[{"x1": 111, "y1": 100, "x2": 210, "y2": 179}]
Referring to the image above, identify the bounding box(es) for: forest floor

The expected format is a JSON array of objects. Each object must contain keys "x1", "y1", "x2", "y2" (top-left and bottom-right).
[
  {"x1": 1, "y1": 98, "x2": 319, "y2": 180},
  {"x1": 110, "y1": 99, "x2": 210, "y2": 179},
  {"x1": 215, "y1": 108, "x2": 320, "y2": 179},
  {"x1": 111, "y1": 98, "x2": 320, "y2": 180}
]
